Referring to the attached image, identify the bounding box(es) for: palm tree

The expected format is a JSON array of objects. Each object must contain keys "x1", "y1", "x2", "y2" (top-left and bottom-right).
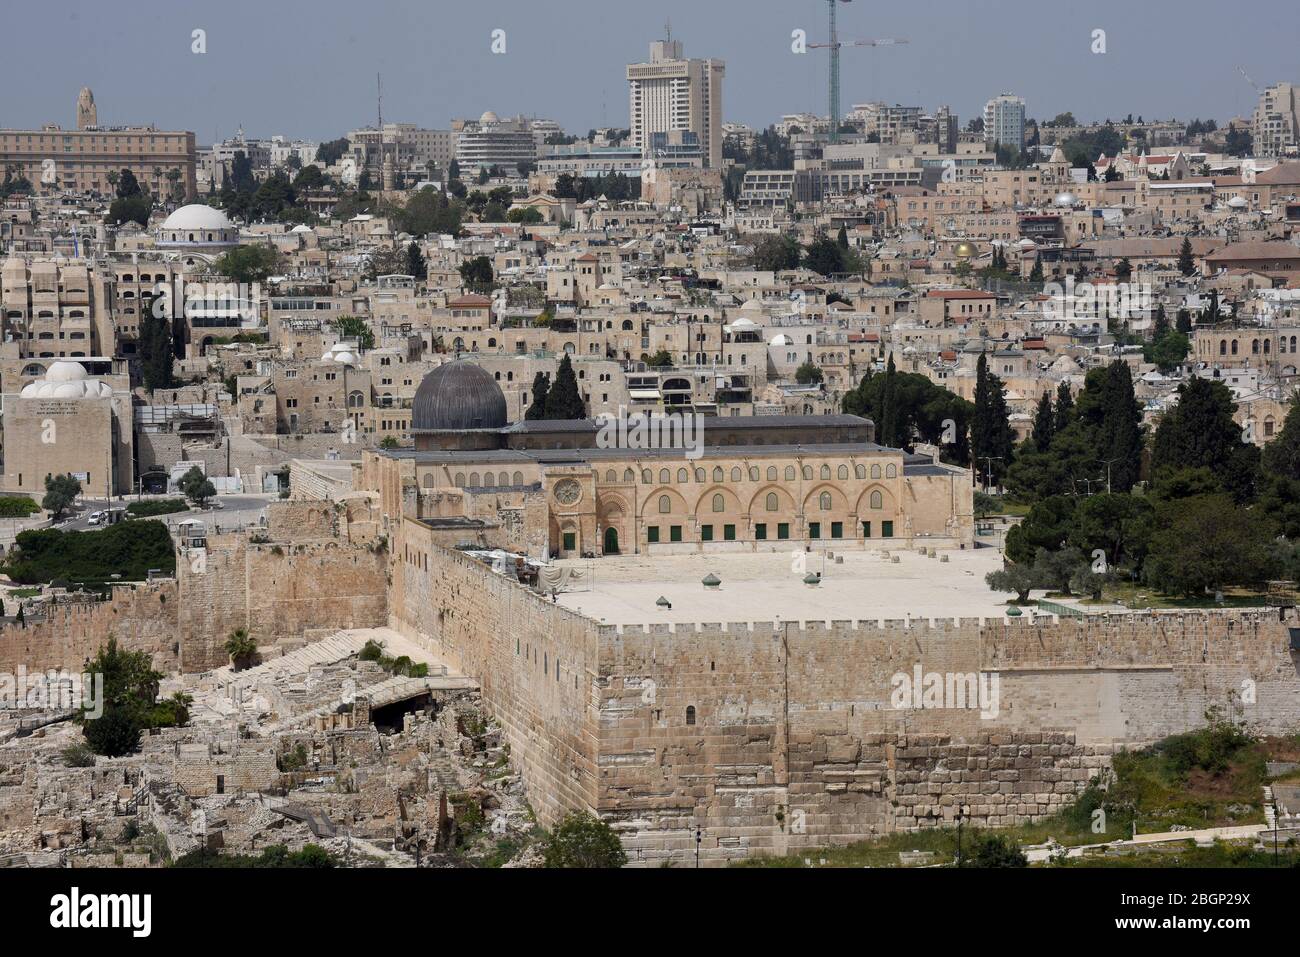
[{"x1": 224, "y1": 628, "x2": 258, "y2": 670}]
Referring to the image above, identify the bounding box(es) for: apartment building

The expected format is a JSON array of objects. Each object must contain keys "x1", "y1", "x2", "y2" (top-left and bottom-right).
[
  {"x1": 1253, "y1": 83, "x2": 1300, "y2": 157},
  {"x1": 984, "y1": 93, "x2": 1026, "y2": 149}
]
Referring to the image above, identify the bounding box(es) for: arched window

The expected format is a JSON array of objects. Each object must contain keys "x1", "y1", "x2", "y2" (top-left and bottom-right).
[
  {"x1": 1231, "y1": 340, "x2": 1239, "y2": 355},
  {"x1": 766, "y1": 492, "x2": 779, "y2": 511},
  {"x1": 871, "y1": 464, "x2": 882, "y2": 478},
  {"x1": 469, "y1": 472, "x2": 480, "y2": 486},
  {"x1": 731, "y1": 467, "x2": 742, "y2": 482},
  {"x1": 819, "y1": 492, "x2": 832, "y2": 511},
  {"x1": 642, "y1": 469, "x2": 652, "y2": 484},
  {"x1": 802, "y1": 466, "x2": 813, "y2": 480},
  {"x1": 606, "y1": 470, "x2": 616, "y2": 483},
  {"x1": 855, "y1": 464, "x2": 866, "y2": 479},
  {"x1": 1252, "y1": 339, "x2": 1260, "y2": 354},
  {"x1": 677, "y1": 468, "x2": 689, "y2": 483},
  {"x1": 820, "y1": 465, "x2": 831, "y2": 479},
  {"x1": 886, "y1": 464, "x2": 897, "y2": 478},
  {"x1": 483, "y1": 473, "x2": 495, "y2": 487},
  {"x1": 659, "y1": 495, "x2": 671, "y2": 513},
  {"x1": 454, "y1": 472, "x2": 466, "y2": 487},
  {"x1": 499, "y1": 472, "x2": 509, "y2": 487},
  {"x1": 513, "y1": 472, "x2": 523, "y2": 486},
  {"x1": 1220, "y1": 340, "x2": 1227, "y2": 355},
  {"x1": 1265, "y1": 339, "x2": 1271, "y2": 354},
  {"x1": 784, "y1": 466, "x2": 796, "y2": 481},
  {"x1": 838, "y1": 465, "x2": 849, "y2": 480},
  {"x1": 685, "y1": 705, "x2": 696, "y2": 726},
  {"x1": 695, "y1": 468, "x2": 705, "y2": 482},
  {"x1": 749, "y1": 466, "x2": 760, "y2": 481},
  {"x1": 624, "y1": 469, "x2": 635, "y2": 483},
  {"x1": 713, "y1": 467, "x2": 724, "y2": 482},
  {"x1": 870, "y1": 490, "x2": 883, "y2": 510},
  {"x1": 422, "y1": 474, "x2": 435, "y2": 488},
  {"x1": 767, "y1": 466, "x2": 778, "y2": 480},
  {"x1": 712, "y1": 493, "x2": 725, "y2": 512},
  {"x1": 659, "y1": 469, "x2": 670, "y2": 484}
]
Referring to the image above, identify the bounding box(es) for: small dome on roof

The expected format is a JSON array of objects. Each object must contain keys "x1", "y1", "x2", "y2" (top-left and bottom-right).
[
  {"x1": 45, "y1": 360, "x2": 88, "y2": 383},
  {"x1": 1053, "y1": 192, "x2": 1078, "y2": 207},
  {"x1": 411, "y1": 361, "x2": 507, "y2": 432},
  {"x1": 479, "y1": 110, "x2": 500, "y2": 125},
  {"x1": 161, "y1": 204, "x2": 232, "y2": 231},
  {"x1": 1227, "y1": 196, "x2": 1248, "y2": 209}
]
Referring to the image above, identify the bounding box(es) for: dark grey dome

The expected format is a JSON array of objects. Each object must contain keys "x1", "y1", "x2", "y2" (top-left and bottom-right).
[{"x1": 411, "y1": 361, "x2": 507, "y2": 432}]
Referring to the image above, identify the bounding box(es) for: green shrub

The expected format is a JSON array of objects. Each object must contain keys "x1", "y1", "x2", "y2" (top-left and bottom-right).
[
  {"x1": 1, "y1": 520, "x2": 176, "y2": 585},
  {"x1": 127, "y1": 499, "x2": 189, "y2": 517},
  {"x1": 62, "y1": 743, "x2": 96, "y2": 767},
  {"x1": 541, "y1": 812, "x2": 627, "y2": 868},
  {"x1": 968, "y1": 833, "x2": 1028, "y2": 868},
  {"x1": 0, "y1": 496, "x2": 39, "y2": 518},
  {"x1": 83, "y1": 708, "x2": 143, "y2": 757}
]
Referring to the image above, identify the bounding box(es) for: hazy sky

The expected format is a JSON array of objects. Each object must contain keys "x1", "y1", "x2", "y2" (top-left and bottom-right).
[{"x1": 3, "y1": 0, "x2": 1297, "y2": 144}]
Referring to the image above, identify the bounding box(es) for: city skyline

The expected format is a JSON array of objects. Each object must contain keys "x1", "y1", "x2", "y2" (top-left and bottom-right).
[{"x1": 4, "y1": 0, "x2": 1299, "y2": 142}]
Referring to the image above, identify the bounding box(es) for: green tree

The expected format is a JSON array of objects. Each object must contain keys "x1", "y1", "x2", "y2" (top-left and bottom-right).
[
  {"x1": 138, "y1": 293, "x2": 177, "y2": 391},
  {"x1": 1177, "y1": 237, "x2": 1196, "y2": 277},
  {"x1": 525, "y1": 372, "x2": 550, "y2": 420},
  {"x1": 795, "y1": 361, "x2": 824, "y2": 385},
  {"x1": 107, "y1": 194, "x2": 152, "y2": 228},
  {"x1": 459, "y1": 256, "x2": 495, "y2": 294},
  {"x1": 42, "y1": 474, "x2": 81, "y2": 521},
  {"x1": 969, "y1": 833, "x2": 1028, "y2": 868},
  {"x1": 335, "y1": 315, "x2": 375, "y2": 350},
  {"x1": 1145, "y1": 494, "x2": 1275, "y2": 597},
  {"x1": 542, "y1": 812, "x2": 627, "y2": 868},
  {"x1": 1031, "y1": 391, "x2": 1055, "y2": 452},
  {"x1": 1150, "y1": 377, "x2": 1259, "y2": 503},
  {"x1": 972, "y1": 353, "x2": 1014, "y2": 487},
  {"x1": 750, "y1": 235, "x2": 801, "y2": 272},
  {"x1": 214, "y1": 244, "x2": 280, "y2": 284},
  {"x1": 1004, "y1": 496, "x2": 1076, "y2": 564},
  {"x1": 405, "y1": 242, "x2": 427, "y2": 280},
  {"x1": 985, "y1": 562, "x2": 1037, "y2": 603},
  {"x1": 178, "y1": 466, "x2": 216, "y2": 507},
  {"x1": 1098, "y1": 360, "x2": 1143, "y2": 493},
  {"x1": 1053, "y1": 382, "x2": 1074, "y2": 433},
  {"x1": 224, "y1": 628, "x2": 258, "y2": 670},
  {"x1": 544, "y1": 355, "x2": 586, "y2": 419},
  {"x1": 803, "y1": 235, "x2": 848, "y2": 277}
]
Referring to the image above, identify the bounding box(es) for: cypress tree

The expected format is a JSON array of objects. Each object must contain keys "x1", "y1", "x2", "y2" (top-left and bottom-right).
[
  {"x1": 879, "y1": 355, "x2": 899, "y2": 447},
  {"x1": 972, "y1": 353, "x2": 1014, "y2": 486},
  {"x1": 1031, "y1": 391, "x2": 1055, "y2": 452},
  {"x1": 1099, "y1": 360, "x2": 1143, "y2": 492},
  {"x1": 1177, "y1": 237, "x2": 1195, "y2": 276},
  {"x1": 1029, "y1": 256, "x2": 1044, "y2": 283},
  {"x1": 1053, "y1": 381, "x2": 1075, "y2": 433},
  {"x1": 544, "y1": 354, "x2": 586, "y2": 419},
  {"x1": 525, "y1": 372, "x2": 550, "y2": 420}
]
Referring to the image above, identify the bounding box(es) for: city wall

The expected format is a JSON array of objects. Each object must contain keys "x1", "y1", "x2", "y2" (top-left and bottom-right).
[{"x1": 390, "y1": 544, "x2": 1300, "y2": 864}]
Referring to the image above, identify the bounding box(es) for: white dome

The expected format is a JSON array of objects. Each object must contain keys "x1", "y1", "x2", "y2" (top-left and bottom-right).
[
  {"x1": 19, "y1": 382, "x2": 39, "y2": 398},
  {"x1": 291, "y1": 223, "x2": 314, "y2": 232},
  {"x1": 52, "y1": 382, "x2": 86, "y2": 399},
  {"x1": 45, "y1": 360, "x2": 88, "y2": 383},
  {"x1": 332, "y1": 351, "x2": 357, "y2": 366},
  {"x1": 740, "y1": 298, "x2": 765, "y2": 313},
  {"x1": 161, "y1": 204, "x2": 233, "y2": 231},
  {"x1": 729, "y1": 317, "x2": 758, "y2": 330},
  {"x1": 1227, "y1": 196, "x2": 1248, "y2": 209},
  {"x1": 769, "y1": 334, "x2": 793, "y2": 346},
  {"x1": 1017, "y1": 238, "x2": 1038, "y2": 250},
  {"x1": 479, "y1": 110, "x2": 500, "y2": 125},
  {"x1": 1053, "y1": 192, "x2": 1078, "y2": 207}
]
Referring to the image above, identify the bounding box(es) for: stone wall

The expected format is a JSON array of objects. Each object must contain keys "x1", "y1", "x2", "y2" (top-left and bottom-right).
[
  {"x1": 391, "y1": 524, "x2": 598, "y2": 827},
  {"x1": 178, "y1": 534, "x2": 388, "y2": 671},
  {"x1": 0, "y1": 583, "x2": 180, "y2": 676}
]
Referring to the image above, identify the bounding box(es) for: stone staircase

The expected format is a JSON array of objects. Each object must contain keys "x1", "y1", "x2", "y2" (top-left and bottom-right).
[{"x1": 211, "y1": 631, "x2": 372, "y2": 687}]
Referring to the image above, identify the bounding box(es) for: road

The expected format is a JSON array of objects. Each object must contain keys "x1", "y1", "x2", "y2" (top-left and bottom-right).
[{"x1": 54, "y1": 493, "x2": 280, "y2": 533}]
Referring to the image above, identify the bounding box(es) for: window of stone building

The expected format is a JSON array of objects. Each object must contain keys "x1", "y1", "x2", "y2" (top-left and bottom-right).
[
  {"x1": 685, "y1": 706, "x2": 696, "y2": 726},
  {"x1": 606, "y1": 470, "x2": 616, "y2": 483},
  {"x1": 701, "y1": 524, "x2": 714, "y2": 542},
  {"x1": 855, "y1": 465, "x2": 866, "y2": 479},
  {"x1": 784, "y1": 466, "x2": 796, "y2": 481},
  {"x1": 695, "y1": 468, "x2": 705, "y2": 482},
  {"x1": 820, "y1": 465, "x2": 831, "y2": 479},
  {"x1": 678, "y1": 468, "x2": 689, "y2": 483},
  {"x1": 765, "y1": 492, "x2": 779, "y2": 511},
  {"x1": 712, "y1": 493, "x2": 725, "y2": 512},
  {"x1": 870, "y1": 490, "x2": 883, "y2": 510},
  {"x1": 659, "y1": 495, "x2": 671, "y2": 513},
  {"x1": 819, "y1": 492, "x2": 832, "y2": 511},
  {"x1": 862, "y1": 521, "x2": 872, "y2": 537},
  {"x1": 871, "y1": 464, "x2": 882, "y2": 478},
  {"x1": 724, "y1": 524, "x2": 736, "y2": 541},
  {"x1": 642, "y1": 470, "x2": 652, "y2": 484},
  {"x1": 659, "y1": 469, "x2": 670, "y2": 484},
  {"x1": 713, "y1": 467, "x2": 724, "y2": 482},
  {"x1": 882, "y1": 520, "x2": 894, "y2": 537},
  {"x1": 767, "y1": 466, "x2": 778, "y2": 481},
  {"x1": 809, "y1": 522, "x2": 821, "y2": 539},
  {"x1": 670, "y1": 525, "x2": 682, "y2": 542},
  {"x1": 777, "y1": 523, "x2": 790, "y2": 540},
  {"x1": 831, "y1": 522, "x2": 843, "y2": 539},
  {"x1": 886, "y1": 464, "x2": 897, "y2": 478},
  {"x1": 626, "y1": 469, "x2": 636, "y2": 483},
  {"x1": 731, "y1": 467, "x2": 742, "y2": 482},
  {"x1": 802, "y1": 466, "x2": 813, "y2": 480},
  {"x1": 499, "y1": 472, "x2": 509, "y2": 486},
  {"x1": 648, "y1": 526, "x2": 660, "y2": 543},
  {"x1": 838, "y1": 465, "x2": 849, "y2": 480},
  {"x1": 484, "y1": 474, "x2": 495, "y2": 487},
  {"x1": 755, "y1": 523, "x2": 767, "y2": 540}
]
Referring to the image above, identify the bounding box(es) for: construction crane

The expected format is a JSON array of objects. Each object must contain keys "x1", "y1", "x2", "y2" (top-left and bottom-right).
[{"x1": 807, "y1": 1, "x2": 908, "y2": 143}]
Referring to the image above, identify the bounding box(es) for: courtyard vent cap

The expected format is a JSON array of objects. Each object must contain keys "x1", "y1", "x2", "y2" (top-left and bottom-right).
[
  {"x1": 1006, "y1": 606, "x2": 1023, "y2": 617},
  {"x1": 702, "y1": 573, "x2": 721, "y2": 589},
  {"x1": 803, "y1": 573, "x2": 821, "y2": 586},
  {"x1": 655, "y1": 596, "x2": 672, "y2": 609}
]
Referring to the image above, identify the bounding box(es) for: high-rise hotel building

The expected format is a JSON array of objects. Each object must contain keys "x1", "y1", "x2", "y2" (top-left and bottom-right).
[{"x1": 627, "y1": 41, "x2": 725, "y2": 170}]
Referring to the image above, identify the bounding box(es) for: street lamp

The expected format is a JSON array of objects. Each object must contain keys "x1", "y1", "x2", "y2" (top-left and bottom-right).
[{"x1": 694, "y1": 826, "x2": 702, "y2": 868}]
